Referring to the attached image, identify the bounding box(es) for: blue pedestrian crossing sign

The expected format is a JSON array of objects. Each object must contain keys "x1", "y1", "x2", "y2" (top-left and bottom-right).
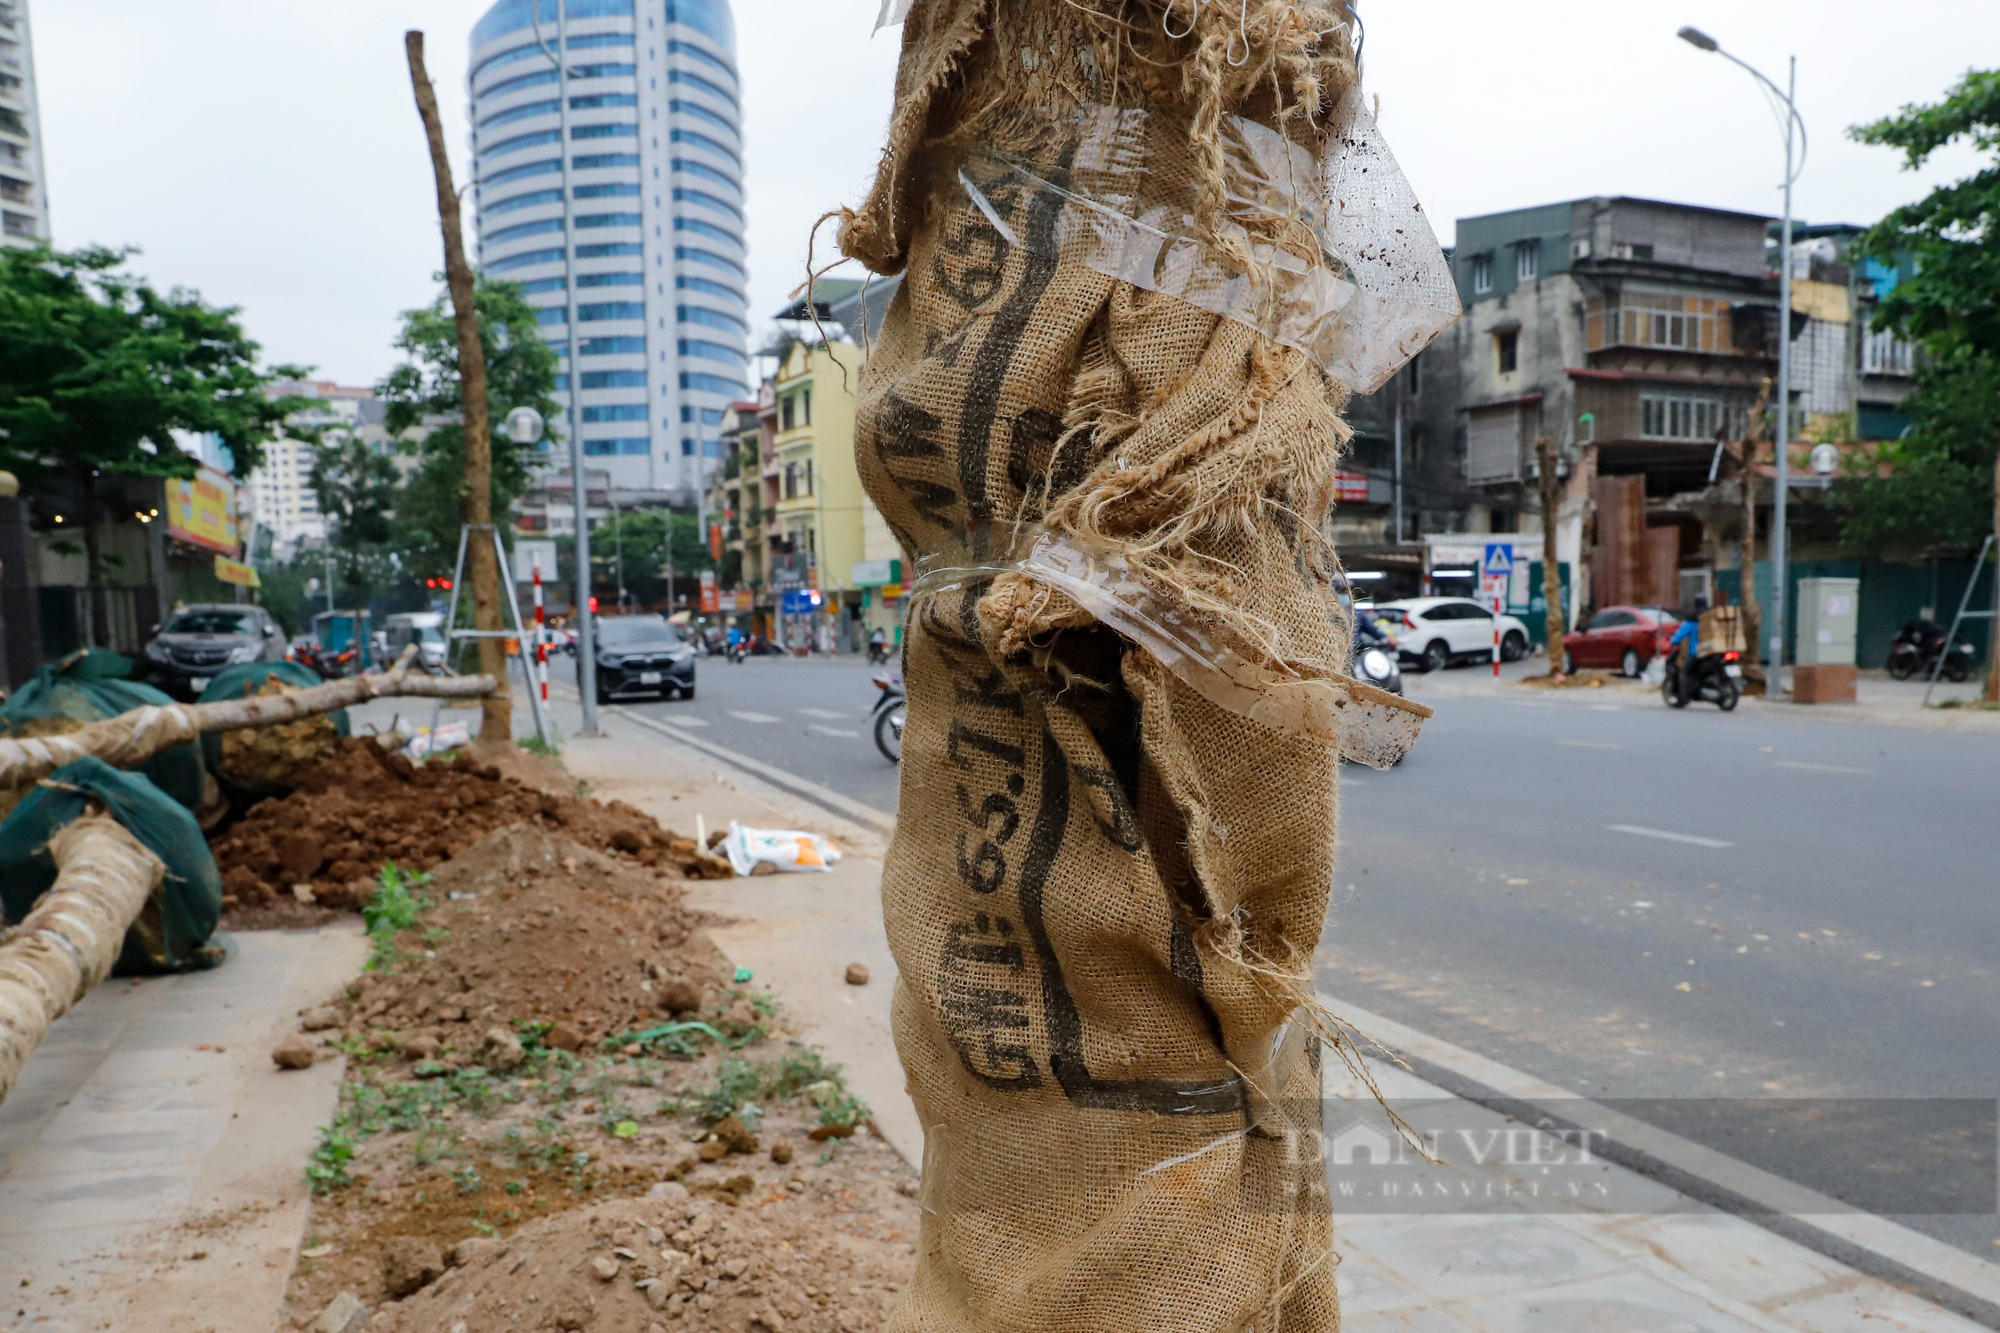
[{"x1": 1482, "y1": 543, "x2": 1514, "y2": 577}]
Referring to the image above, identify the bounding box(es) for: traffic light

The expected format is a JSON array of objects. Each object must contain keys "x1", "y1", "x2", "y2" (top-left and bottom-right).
[{"x1": 588, "y1": 596, "x2": 599, "y2": 613}]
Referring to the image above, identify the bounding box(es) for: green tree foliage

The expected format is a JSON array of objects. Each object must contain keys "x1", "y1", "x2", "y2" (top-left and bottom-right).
[
  {"x1": 1833, "y1": 349, "x2": 2000, "y2": 554},
  {"x1": 589, "y1": 508, "x2": 713, "y2": 608},
  {"x1": 0, "y1": 245, "x2": 310, "y2": 484},
  {"x1": 310, "y1": 433, "x2": 409, "y2": 612},
  {"x1": 1840, "y1": 70, "x2": 2000, "y2": 556},
  {"x1": 377, "y1": 276, "x2": 561, "y2": 579}
]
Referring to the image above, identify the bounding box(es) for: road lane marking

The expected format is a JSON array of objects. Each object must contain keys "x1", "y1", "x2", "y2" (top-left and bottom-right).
[
  {"x1": 797, "y1": 707, "x2": 850, "y2": 720},
  {"x1": 807, "y1": 724, "x2": 860, "y2": 738},
  {"x1": 662, "y1": 715, "x2": 709, "y2": 727},
  {"x1": 1774, "y1": 760, "x2": 1868, "y2": 775},
  {"x1": 726, "y1": 710, "x2": 780, "y2": 723},
  {"x1": 1558, "y1": 739, "x2": 1624, "y2": 750},
  {"x1": 1608, "y1": 824, "x2": 1735, "y2": 849}
]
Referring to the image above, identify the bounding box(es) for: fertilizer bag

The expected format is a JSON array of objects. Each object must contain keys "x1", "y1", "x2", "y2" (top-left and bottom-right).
[
  {"x1": 838, "y1": 3, "x2": 1456, "y2": 1329},
  {"x1": 0, "y1": 757, "x2": 225, "y2": 973}
]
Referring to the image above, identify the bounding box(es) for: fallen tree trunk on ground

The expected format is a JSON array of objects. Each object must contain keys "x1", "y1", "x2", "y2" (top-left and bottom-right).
[
  {"x1": 0, "y1": 649, "x2": 497, "y2": 791},
  {"x1": 0, "y1": 815, "x2": 164, "y2": 1102}
]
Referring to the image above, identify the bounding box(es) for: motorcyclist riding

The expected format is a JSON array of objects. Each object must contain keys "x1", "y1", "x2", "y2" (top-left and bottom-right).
[{"x1": 1664, "y1": 597, "x2": 1706, "y2": 707}]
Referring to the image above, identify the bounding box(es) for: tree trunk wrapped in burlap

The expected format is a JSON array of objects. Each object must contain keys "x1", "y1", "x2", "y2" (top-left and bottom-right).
[{"x1": 840, "y1": 4, "x2": 1455, "y2": 1330}]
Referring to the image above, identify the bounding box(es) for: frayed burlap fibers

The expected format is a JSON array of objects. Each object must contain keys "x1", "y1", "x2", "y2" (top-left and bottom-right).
[{"x1": 840, "y1": 4, "x2": 1451, "y2": 1329}]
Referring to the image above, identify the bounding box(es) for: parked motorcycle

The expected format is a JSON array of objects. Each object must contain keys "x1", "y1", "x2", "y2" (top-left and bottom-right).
[
  {"x1": 287, "y1": 641, "x2": 356, "y2": 681},
  {"x1": 1887, "y1": 619, "x2": 1974, "y2": 683},
  {"x1": 871, "y1": 671, "x2": 906, "y2": 764},
  {"x1": 1663, "y1": 649, "x2": 1742, "y2": 711}
]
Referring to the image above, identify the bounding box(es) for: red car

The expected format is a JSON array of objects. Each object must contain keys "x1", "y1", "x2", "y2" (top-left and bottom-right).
[{"x1": 1561, "y1": 605, "x2": 1678, "y2": 676}]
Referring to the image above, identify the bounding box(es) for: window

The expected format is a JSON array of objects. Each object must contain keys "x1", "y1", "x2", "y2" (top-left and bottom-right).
[
  {"x1": 481, "y1": 129, "x2": 562, "y2": 160},
  {"x1": 576, "y1": 242, "x2": 643, "y2": 258},
  {"x1": 1495, "y1": 329, "x2": 1518, "y2": 374},
  {"x1": 672, "y1": 157, "x2": 737, "y2": 191},
  {"x1": 570, "y1": 93, "x2": 638, "y2": 111},
  {"x1": 1585, "y1": 610, "x2": 1635, "y2": 631},
  {"x1": 582, "y1": 403, "x2": 648, "y2": 422},
  {"x1": 680, "y1": 372, "x2": 746, "y2": 395},
  {"x1": 579, "y1": 301, "x2": 645, "y2": 321},
  {"x1": 485, "y1": 187, "x2": 562, "y2": 216},
  {"x1": 677, "y1": 304, "x2": 746, "y2": 332},
  {"x1": 780, "y1": 395, "x2": 795, "y2": 431},
  {"x1": 1406, "y1": 351, "x2": 1421, "y2": 396},
  {"x1": 581, "y1": 336, "x2": 647, "y2": 355},
  {"x1": 489, "y1": 217, "x2": 565, "y2": 244},
  {"x1": 577, "y1": 270, "x2": 643, "y2": 287},
  {"x1": 668, "y1": 38, "x2": 739, "y2": 82},
  {"x1": 575, "y1": 212, "x2": 642, "y2": 229},
  {"x1": 676, "y1": 274, "x2": 743, "y2": 302},
  {"x1": 571, "y1": 122, "x2": 639, "y2": 140},
  {"x1": 482, "y1": 157, "x2": 561, "y2": 188},
  {"x1": 538, "y1": 307, "x2": 568, "y2": 326},
  {"x1": 783, "y1": 461, "x2": 799, "y2": 498},
  {"x1": 670, "y1": 128, "x2": 742, "y2": 167},
  {"x1": 481, "y1": 68, "x2": 560, "y2": 99},
  {"x1": 479, "y1": 98, "x2": 558, "y2": 129},
  {"x1": 668, "y1": 68, "x2": 739, "y2": 106},
  {"x1": 571, "y1": 63, "x2": 637, "y2": 79},
  {"x1": 1639, "y1": 393, "x2": 1745, "y2": 441},
  {"x1": 670, "y1": 98, "x2": 737, "y2": 135},
  {"x1": 673, "y1": 186, "x2": 744, "y2": 222},
  {"x1": 679, "y1": 405, "x2": 725, "y2": 424},
  {"x1": 568, "y1": 31, "x2": 636, "y2": 50},
  {"x1": 802, "y1": 388, "x2": 812, "y2": 425},
  {"x1": 573, "y1": 152, "x2": 640, "y2": 170},
  {"x1": 1613, "y1": 242, "x2": 1655, "y2": 261},
  {"x1": 486, "y1": 246, "x2": 564, "y2": 272},
  {"x1": 804, "y1": 459, "x2": 814, "y2": 495},
  {"x1": 665, "y1": 0, "x2": 736, "y2": 48},
  {"x1": 582, "y1": 437, "x2": 650, "y2": 456},
  {"x1": 518, "y1": 276, "x2": 566, "y2": 294},
  {"x1": 1516, "y1": 240, "x2": 1538, "y2": 283},
  {"x1": 674, "y1": 216, "x2": 737, "y2": 245},
  {"x1": 582, "y1": 370, "x2": 648, "y2": 388},
  {"x1": 573, "y1": 181, "x2": 641, "y2": 199},
  {"x1": 473, "y1": 0, "x2": 634, "y2": 49},
  {"x1": 676, "y1": 245, "x2": 745, "y2": 277},
  {"x1": 1862, "y1": 328, "x2": 1915, "y2": 376},
  {"x1": 1470, "y1": 253, "x2": 1492, "y2": 294}
]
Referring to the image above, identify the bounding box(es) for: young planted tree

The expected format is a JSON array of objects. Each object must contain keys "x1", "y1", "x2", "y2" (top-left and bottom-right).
[
  {"x1": 0, "y1": 245, "x2": 311, "y2": 634},
  {"x1": 1850, "y1": 69, "x2": 2000, "y2": 699}
]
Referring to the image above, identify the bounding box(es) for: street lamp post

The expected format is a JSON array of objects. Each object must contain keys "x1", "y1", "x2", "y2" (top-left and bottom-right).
[
  {"x1": 530, "y1": 3, "x2": 600, "y2": 734},
  {"x1": 1679, "y1": 26, "x2": 1806, "y2": 696}
]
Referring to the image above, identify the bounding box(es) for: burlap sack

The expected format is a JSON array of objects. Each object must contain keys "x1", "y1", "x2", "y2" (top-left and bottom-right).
[{"x1": 842, "y1": 5, "x2": 1441, "y2": 1328}]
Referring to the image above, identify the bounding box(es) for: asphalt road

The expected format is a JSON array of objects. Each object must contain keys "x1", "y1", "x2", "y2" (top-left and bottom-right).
[{"x1": 612, "y1": 650, "x2": 2000, "y2": 1255}]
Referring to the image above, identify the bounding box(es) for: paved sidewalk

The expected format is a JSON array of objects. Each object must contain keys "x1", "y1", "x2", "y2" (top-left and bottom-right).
[
  {"x1": 0, "y1": 925, "x2": 365, "y2": 1333},
  {"x1": 520, "y1": 689, "x2": 1997, "y2": 1332}
]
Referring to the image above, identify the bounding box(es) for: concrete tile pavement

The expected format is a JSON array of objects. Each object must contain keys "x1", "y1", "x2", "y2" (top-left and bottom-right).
[
  {"x1": 0, "y1": 925, "x2": 365, "y2": 1332},
  {"x1": 534, "y1": 693, "x2": 1996, "y2": 1332}
]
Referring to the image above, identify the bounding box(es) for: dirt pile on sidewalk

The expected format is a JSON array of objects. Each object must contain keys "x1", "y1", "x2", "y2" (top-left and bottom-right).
[
  {"x1": 209, "y1": 736, "x2": 724, "y2": 921},
  {"x1": 328, "y1": 823, "x2": 725, "y2": 1053},
  {"x1": 365, "y1": 1179, "x2": 914, "y2": 1333},
  {"x1": 282, "y1": 822, "x2": 918, "y2": 1329}
]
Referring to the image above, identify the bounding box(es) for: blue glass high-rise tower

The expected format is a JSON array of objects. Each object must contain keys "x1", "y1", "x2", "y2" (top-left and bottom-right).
[{"x1": 468, "y1": 0, "x2": 747, "y2": 501}]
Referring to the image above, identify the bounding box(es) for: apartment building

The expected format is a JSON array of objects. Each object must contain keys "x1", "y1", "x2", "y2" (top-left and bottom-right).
[{"x1": 0, "y1": 0, "x2": 49, "y2": 247}]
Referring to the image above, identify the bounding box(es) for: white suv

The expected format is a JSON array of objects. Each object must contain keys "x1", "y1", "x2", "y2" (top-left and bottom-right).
[{"x1": 1373, "y1": 597, "x2": 1532, "y2": 673}]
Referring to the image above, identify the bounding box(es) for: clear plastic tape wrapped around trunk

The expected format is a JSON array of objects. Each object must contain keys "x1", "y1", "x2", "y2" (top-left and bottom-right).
[
  {"x1": 911, "y1": 536, "x2": 1431, "y2": 770},
  {"x1": 957, "y1": 87, "x2": 1460, "y2": 394}
]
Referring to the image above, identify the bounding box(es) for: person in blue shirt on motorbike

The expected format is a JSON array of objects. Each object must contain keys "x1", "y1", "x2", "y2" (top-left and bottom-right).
[{"x1": 1664, "y1": 596, "x2": 1707, "y2": 705}]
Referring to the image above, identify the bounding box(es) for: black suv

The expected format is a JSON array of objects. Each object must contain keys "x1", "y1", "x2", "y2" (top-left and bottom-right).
[
  {"x1": 141, "y1": 603, "x2": 286, "y2": 699},
  {"x1": 582, "y1": 614, "x2": 696, "y2": 700}
]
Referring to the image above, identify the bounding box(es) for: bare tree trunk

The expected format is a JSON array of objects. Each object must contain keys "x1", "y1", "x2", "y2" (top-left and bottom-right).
[
  {"x1": 406, "y1": 31, "x2": 511, "y2": 744},
  {"x1": 1536, "y1": 435, "x2": 1566, "y2": 676}
]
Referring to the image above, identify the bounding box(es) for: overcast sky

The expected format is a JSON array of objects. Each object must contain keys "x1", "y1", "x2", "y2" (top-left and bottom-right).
[{"x1": 33, "y1": 1, "x2": 1995, "y2": 389}]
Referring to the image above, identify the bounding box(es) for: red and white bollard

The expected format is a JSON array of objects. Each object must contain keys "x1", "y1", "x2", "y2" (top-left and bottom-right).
[
  {"x1": 1491, "y1": 594, "x2": 1502, "y2": 678},
  {"x1": 532, "y1": 563, "x2": 549, "y2": 703}
]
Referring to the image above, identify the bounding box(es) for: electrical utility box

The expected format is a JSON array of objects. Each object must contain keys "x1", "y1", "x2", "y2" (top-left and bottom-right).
[{"x1": 1796, "y1": 577, "x2": 1859, "y2": 666}]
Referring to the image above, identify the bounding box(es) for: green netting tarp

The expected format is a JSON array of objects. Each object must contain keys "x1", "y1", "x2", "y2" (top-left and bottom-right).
[
  {"x1": 0, "y1": 651, "x2": 208, "y2": 815},
  {"x1": 196, "y1": 661, "x2": 348, "y2": 783},
  {"x1": 0, "y1": 757, "x2": 226, "y2": 974}
]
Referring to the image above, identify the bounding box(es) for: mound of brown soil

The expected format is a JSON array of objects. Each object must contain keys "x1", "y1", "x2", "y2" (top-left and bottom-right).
[
  {"x1": 327, "y1": 823, "x2": 725, "y2": 1053},
  {"x1": 210, "y1": 737, "x2": 726, "y2": 921},
  {"x1": 366, "y1": 1183, "x2": 915, "y2": 1333}
]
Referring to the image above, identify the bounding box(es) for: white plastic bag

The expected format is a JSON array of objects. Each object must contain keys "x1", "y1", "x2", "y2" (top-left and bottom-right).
[{"x1": 722, "y1": 821, "x2": 842, "y2": 876}]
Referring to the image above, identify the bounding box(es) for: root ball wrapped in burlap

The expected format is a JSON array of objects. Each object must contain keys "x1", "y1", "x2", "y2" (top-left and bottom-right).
[{"x1": 841, "y1": 4, "x2": 1449, "y2": 1330}]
